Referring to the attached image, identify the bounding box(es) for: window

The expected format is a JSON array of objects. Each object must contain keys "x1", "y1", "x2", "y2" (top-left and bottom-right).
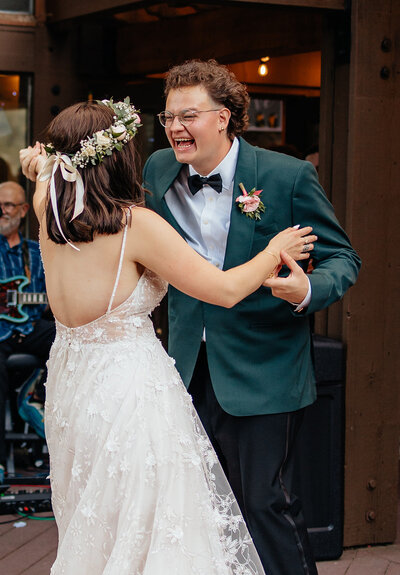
[
  {"x1": 0, "y1": 74, "x2": 31, "y2": 183},
  {"x1": 0, "y1": 0, "x2": 34, "y2": 14}
]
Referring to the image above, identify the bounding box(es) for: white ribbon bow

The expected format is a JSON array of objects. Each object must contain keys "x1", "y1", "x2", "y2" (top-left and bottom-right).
[{"x1": 38, "y1": 153, "x2": 85, "y2": 251}]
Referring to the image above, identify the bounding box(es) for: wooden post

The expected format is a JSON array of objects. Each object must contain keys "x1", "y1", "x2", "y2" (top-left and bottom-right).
[
  {"x1": 343, "y1": 0, "x2": 400, "y2": 546},
  {"x1": 316, "y1": 12, "x2": 351, "y2": 339}
]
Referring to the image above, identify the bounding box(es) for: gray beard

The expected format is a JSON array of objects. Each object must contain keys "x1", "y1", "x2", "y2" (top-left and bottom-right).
[{"x1": 0, "y1": 214, "x2": 21, "y2": 237}]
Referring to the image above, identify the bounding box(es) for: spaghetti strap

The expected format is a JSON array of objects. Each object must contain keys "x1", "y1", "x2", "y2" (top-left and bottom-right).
[{"x1": 107, "y1": 205, "x2": 135, "y2": 313}]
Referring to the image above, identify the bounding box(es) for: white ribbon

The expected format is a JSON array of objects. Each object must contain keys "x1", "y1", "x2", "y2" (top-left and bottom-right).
[{"x1": 38, "y1": 153, "x2": 85, "y2": 251}]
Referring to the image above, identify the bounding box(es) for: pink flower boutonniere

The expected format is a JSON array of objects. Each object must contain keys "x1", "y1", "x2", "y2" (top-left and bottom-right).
[{"x1": 235, "y1": 183, "x2": 265, "y2": 221}]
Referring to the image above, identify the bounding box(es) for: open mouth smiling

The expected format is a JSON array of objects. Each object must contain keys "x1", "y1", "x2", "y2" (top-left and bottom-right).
[{"x1": 175, "y1": 138, "x2": 194, "y2": 149}]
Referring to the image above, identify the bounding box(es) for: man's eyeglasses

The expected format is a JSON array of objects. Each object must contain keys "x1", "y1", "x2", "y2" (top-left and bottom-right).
[
  {"x1": 158, "y1": 109, "x2": 222, "y2": 128},
  {"x1": 0, "y1": 202, "x2": 24, "y2": 212}
]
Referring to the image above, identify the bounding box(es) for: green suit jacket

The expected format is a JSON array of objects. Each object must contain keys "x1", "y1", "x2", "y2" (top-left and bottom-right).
[{"x1": 143, "y1": 137, "x2": 361, "y2": 415}]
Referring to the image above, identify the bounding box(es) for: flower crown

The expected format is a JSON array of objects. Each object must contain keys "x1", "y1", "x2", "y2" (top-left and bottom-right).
[
  {"x1": 39, "y1": 97, "x2": 141, "y2": 251},
  {"x1": 44, "y1": 97, "x2": 141, "y2": 168}
]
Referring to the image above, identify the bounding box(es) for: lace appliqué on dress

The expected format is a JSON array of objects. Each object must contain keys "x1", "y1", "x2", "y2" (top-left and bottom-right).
[{"x1": 45, "y1": 269, "x2": 266, "y2": 575}]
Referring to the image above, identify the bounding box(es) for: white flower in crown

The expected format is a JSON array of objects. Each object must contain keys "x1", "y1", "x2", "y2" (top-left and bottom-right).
[
  {"x1": 112, "y1": 125, "x2": 127, "y2": 141},
  {"x1": 82, "y1": 144, "x2": 96, "y2": 158},
  {"x1": 95, "y1": 130, "x2": 112, "y2": 147}
]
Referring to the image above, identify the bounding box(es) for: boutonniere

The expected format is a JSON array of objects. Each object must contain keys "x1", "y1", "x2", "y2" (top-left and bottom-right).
[{"x1": 235, "y1": 183, "x2": 265, "y2": 220}]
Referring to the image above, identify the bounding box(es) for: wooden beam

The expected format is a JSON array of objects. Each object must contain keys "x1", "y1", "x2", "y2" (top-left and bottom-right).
[
  {"x1": 46, "y1": 0, "x2": 148, "y2": 22},
  {"x1": 343, "y1": 0, "x2": 400, "y2": 546},
  {"x1": 46, "y1": 0, "x2": 345, "y2": 23},
  {"x1": 46, "y1": 0, "x2": 128, "y2": 22},
  {"x1": 117, "y1": 5, "x2": 322, "y2": 76},
  {"x1": 227, "y1": 0, "x2": 345, "y2": 9},
  {"x1": 0, "y1": 13, "x2": 35, "y2": 26}
]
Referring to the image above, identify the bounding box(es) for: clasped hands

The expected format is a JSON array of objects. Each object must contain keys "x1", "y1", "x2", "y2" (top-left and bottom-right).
[
  {"x1": 264, "y1": 225, "x2": 317, "y2": 306},
  {"x1": 19, "y1": 142, "x2": 46, "y2": 182}
]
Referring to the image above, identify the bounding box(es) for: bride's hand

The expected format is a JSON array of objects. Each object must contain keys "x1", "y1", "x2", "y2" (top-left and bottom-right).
[
  {"x1": 19, "y1": 142, "x2": 46, "y2": 182},
  {"x1": 265, "y1": 225, "x2": 317, "y2": 265}
]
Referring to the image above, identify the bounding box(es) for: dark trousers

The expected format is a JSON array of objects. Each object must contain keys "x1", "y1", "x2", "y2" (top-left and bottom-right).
[
  {"x1": 188, "y1": 343, "x2": 318, "y2": 575},
  {"x1": 0, "y1": 318, "x2": 55, "y2": 467}
]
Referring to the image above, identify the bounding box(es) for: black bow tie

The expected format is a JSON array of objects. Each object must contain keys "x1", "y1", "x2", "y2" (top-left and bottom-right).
[{"x1": 188, "y1": 173, "x2": 223, "y2": 195}]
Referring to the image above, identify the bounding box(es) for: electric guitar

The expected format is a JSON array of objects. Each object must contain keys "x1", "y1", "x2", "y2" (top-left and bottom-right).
[{"x1": 0, "y1": 275, "x2": 48, "y2": 323}]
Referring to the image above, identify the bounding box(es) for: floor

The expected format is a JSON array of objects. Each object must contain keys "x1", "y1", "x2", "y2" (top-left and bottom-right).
[
  {"x1": 316, "y1": 498, "x2": 400, "y2": 575},
  {"x1": 317, "y1": 544, "x2": 400, "y2": 574},
  {"x1": 0, "y1": 513, "x2": 56, "y2": 574},
  {"x1": 0, "y1": 466, "x2": 399, "y2": 574},
  {"x1": 0, "y1": 511, "x2": 399, "y2": 574}
]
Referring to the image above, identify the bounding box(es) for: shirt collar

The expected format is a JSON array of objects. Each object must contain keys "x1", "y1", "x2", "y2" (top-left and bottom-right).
[
  {"x1": 188, "y1": 137, "x2": 239, "y2": 191},
  {"x1": 0, "y1": 232, "x2": 23, "y2": 250}
]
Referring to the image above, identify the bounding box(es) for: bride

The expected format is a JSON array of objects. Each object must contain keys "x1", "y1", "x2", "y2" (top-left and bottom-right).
[{"x1": 20, "y1": 98, "x2": 316, "y2": 575}]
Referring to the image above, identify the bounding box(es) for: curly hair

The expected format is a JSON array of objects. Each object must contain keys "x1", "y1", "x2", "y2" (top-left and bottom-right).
[
  {"x1": 43, "y1": 101, "x2": 144, "y2": 245},
  {"x1": 164, "y1": 59, "x2": 250, "y2": 139}
]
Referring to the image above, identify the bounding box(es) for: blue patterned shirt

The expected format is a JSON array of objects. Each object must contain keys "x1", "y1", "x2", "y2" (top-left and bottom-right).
[{"x1": 0, "y1": 233, "x2": 47, "y2": 342}]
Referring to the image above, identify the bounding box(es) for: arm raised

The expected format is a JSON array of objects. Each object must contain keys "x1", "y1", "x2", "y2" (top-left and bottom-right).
[
  {"x1": 19, "y1": 144, "x2": 47, "y2": 220},
  {"x1": 129, "y1": 207, "x2": 315, "y2": 309},
  {"x1": 291, "y1": 161, "x2": 361, "y2": 313}
]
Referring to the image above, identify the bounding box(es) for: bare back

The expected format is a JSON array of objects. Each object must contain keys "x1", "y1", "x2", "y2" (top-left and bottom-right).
[{"x1": 39, "y1": 212, "x2": 142, "y2": 328}]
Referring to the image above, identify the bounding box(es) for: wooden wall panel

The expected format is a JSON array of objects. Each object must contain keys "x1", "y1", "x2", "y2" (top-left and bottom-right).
[
  {"x1": 31, "y1": 25, "x2": 86, "y2": 139},
  {"x1": 0, "y1": 26, "x2": 35, "y2": 71},
  {"x1": 343, "y1": 0, "x2": 400, "y2": 546}
]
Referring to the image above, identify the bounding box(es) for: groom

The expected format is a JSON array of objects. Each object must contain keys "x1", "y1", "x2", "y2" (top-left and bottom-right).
[{"x1": 144, "y1": 59, "x2": 360, "y2": 575}]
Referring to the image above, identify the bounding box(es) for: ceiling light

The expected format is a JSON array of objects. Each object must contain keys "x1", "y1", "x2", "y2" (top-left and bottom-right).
[{"x1": 258, "y1": 56, "x2": 270, "y2": 77}]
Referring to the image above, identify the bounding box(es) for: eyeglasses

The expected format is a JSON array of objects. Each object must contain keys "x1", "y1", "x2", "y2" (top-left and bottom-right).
[
  {"x1": 0, "y1": 202, "x2": 24, "y2": 212},
  {"x1": 157, "y1": 109, "x2": 223, "y2": 128}
]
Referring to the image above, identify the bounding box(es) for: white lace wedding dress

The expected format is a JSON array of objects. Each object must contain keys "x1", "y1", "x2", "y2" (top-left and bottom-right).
[{"x1": 45, "y1": 222, "x2": 266, "y2": 575}]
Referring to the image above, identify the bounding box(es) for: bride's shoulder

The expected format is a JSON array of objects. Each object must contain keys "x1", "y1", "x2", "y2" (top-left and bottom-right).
[
  {"x1": 128, "y1": 206, "x2": 175, "y2": 249},
  {"x1": 130, "y1": 205, "x2": 167, "y2": 227}
]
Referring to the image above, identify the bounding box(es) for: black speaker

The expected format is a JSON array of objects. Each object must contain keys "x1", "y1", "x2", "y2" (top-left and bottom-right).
[{"x1": 293, "y1": 335, "x2": 345, "y2": 560}]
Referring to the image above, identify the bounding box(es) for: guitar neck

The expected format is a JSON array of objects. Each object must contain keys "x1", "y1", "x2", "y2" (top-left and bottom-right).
[{"x1": 17, "y1": 292, "x2": 48, "y2": 305}]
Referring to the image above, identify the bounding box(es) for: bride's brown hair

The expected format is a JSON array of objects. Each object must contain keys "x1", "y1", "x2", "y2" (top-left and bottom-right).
[{"x1": 43, "y1": 101, "x2": 144, "y2": 245}]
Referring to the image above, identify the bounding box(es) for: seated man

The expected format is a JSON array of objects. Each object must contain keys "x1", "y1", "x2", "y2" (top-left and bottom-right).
[{"x1": 0, "y1": 181, "x2": 55, "y2": 483}]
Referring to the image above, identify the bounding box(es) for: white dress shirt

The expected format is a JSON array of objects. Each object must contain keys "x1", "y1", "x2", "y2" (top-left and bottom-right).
[
  {"x1": 165, "y1": 137, "x2": 311, "y2": 310},
  {"x1": 165, "y1": 138, "x2": 239, "y2": 268}
]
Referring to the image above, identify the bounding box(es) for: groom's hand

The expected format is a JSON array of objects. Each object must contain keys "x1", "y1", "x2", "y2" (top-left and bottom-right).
[{"x1": 263, "y1": 251, "x2": 309, "y2": 304}]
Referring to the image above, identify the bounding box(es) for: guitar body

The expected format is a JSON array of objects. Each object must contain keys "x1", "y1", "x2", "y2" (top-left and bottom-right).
[{"x1": 0, "y1": 276, "x2": 47, "y2": 324}]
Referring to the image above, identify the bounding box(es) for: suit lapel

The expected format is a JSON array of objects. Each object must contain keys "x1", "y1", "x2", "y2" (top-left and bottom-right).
[
  {"x1": 155, "y1": 160, "x2": 186, "y2": 234},
  {"x1": 223, "y1": 138, "x2": 258, "y2": 270}
]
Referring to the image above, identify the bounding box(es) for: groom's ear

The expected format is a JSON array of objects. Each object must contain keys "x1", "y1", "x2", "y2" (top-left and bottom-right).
[{"x1": 218, "y1": 108, "x2": 231, "y2": 131}]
